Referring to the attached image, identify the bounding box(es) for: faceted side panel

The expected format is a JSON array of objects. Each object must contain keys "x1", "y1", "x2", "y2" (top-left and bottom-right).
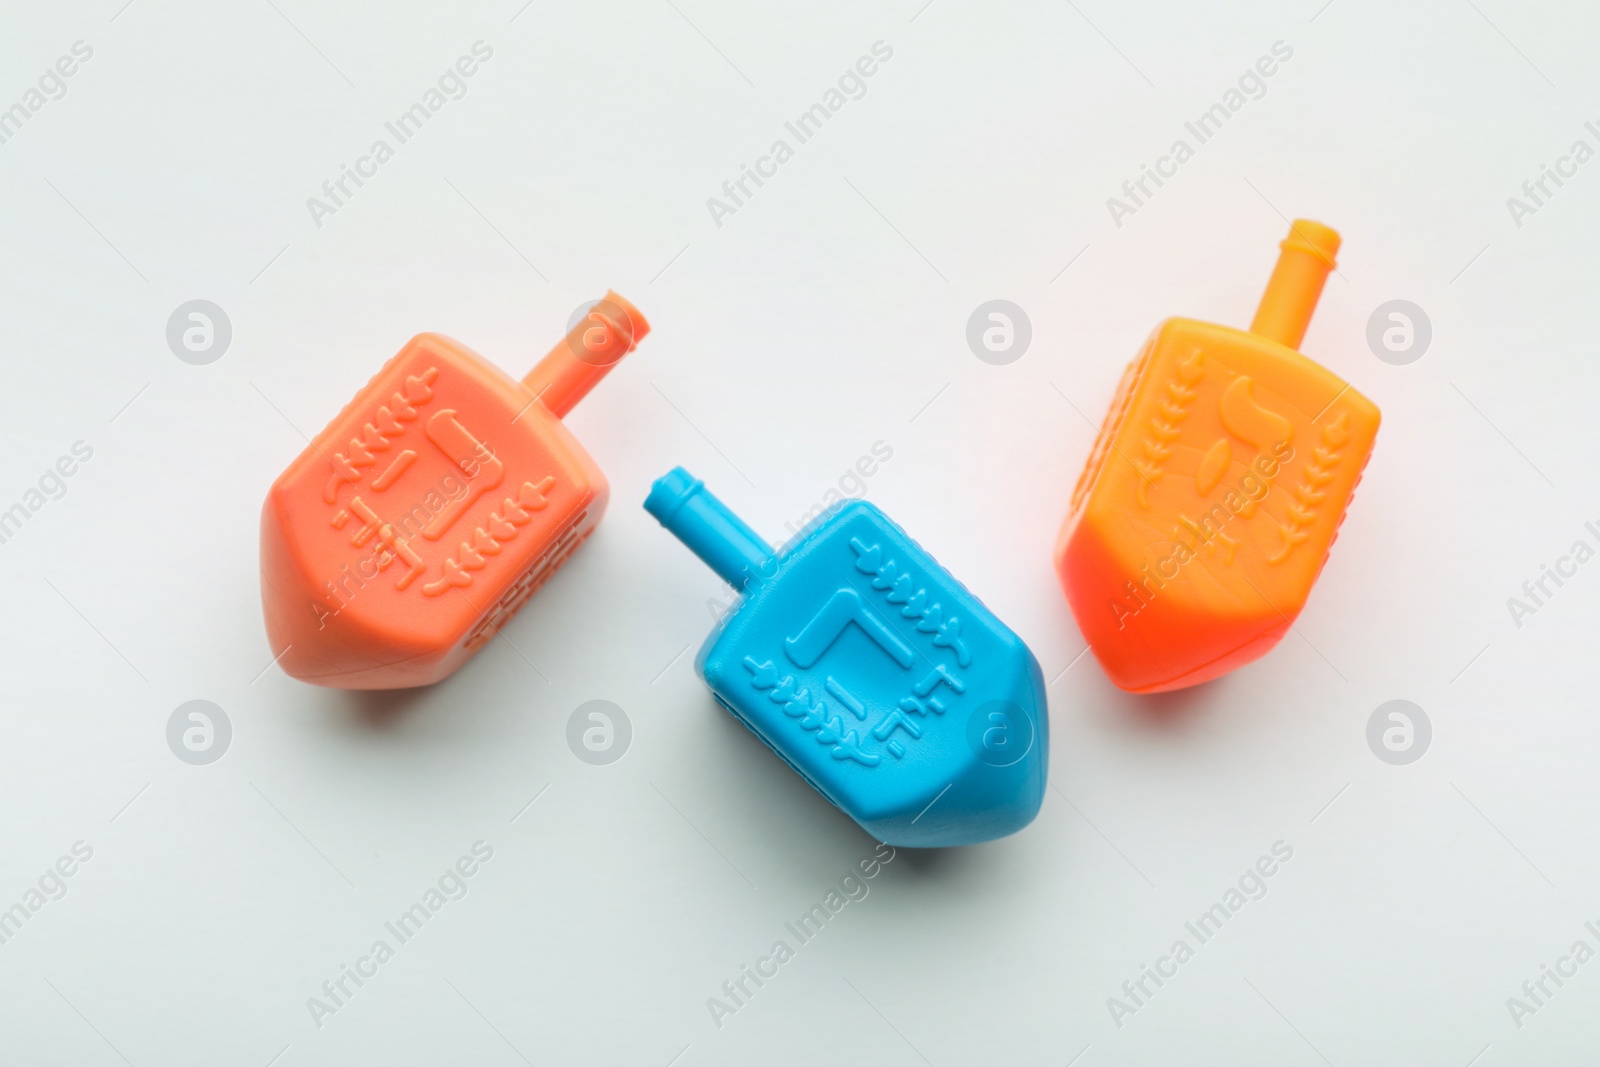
[
  {"x1": 1067, "y1": 332, "x2": 1159, "y2": 519},
  {"x1": 460, "y1": 496, "x2": 604, "y2": 654}
]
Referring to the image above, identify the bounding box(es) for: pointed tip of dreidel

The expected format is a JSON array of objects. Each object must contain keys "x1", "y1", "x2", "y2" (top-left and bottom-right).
[{"x1": 1249, "y1": 220, "x2": 1340, "y2": 351}]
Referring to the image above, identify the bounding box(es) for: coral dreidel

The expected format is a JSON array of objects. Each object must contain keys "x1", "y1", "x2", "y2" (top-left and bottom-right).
[{"x1": 261, "y1": 294, "x2": 648, "y2": 688}]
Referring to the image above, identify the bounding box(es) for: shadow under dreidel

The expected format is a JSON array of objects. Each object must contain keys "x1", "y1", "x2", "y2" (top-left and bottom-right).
[
  {"x1": 1065, "y1": 629, "x2": 1225, "y2": 728},
  {"x1": 1110, "y1": 677, "x2": 1219, "y2": 727},
  {"x1": 888, "y1": 841, "x2": 984, "y2": 876},
  {"x1": 339, "y1": 684, "x2": 438, "y2": 729}
]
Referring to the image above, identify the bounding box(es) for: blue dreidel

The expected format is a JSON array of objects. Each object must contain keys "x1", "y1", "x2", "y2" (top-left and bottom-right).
[{"x1": 645, "y1": 468, "x2": 1048, "y2": 847}]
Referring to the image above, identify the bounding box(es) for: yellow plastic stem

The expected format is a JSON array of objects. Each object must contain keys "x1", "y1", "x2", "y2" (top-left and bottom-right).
[{"x1": 1249, "y1": 219, "x2": 1340, "y2": 350}]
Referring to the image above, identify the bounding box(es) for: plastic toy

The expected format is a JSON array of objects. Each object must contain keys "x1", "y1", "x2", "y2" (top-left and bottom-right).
[
  {"x1": 261, "y1": 293, "x2": 648, "y2": 688},
  {"x1": 646, "y1": 468, "x2": 1047, "y2": 847},
  {"x1": 1055, "y1": 220, "x2": 1380, "y2": 693}
]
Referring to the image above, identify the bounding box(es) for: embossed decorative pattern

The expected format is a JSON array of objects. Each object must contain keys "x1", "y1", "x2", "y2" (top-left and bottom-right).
[
  {"x1": 1131, "y1": 348, "x2": 1204, "y2": 508},
  {"x1": 743, "y1": 656, "x2": 880, "y2": 767},
  {"x1": 1270, "y1": 412, "x2": 1348, "y2": 564},
  {"x1": 849, "y1": 538, "x2": 972, "y2": 667},
  {"x1": 323, "y1": 368, "x2": 440, "y2": 503},
  {"x1": 423, "y1": 476, "x2": 558, "y2": 595}
]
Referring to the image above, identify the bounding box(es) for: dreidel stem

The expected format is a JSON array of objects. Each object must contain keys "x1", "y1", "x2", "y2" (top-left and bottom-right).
[
  {"x1": 645, "y1": 468, "x2": 775, "y2": 590},
  {"x1": 1249, "y1": 220, "x2": 1340, "y2": 351},
  {"x1": 522, "y1": 290, "x2": 649, "y2": 419}
]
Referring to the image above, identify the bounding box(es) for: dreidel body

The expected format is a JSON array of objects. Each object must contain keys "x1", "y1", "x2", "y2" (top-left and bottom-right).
[
  {"x1": 261, "y1": 294, "x2": 648, "y2": 689},
  {"x1": 647, "y1": 469, "x2": 1048, "y2": 847},
  {"x1": 1055, "y1": 221, "x2": 1380, "y2": 693}
]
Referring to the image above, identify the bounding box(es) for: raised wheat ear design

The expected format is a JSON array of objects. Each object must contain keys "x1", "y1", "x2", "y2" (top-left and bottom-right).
[
  {"x1": 1132, "y1": 349, "x2": 1204, "y2": 508},
  {"x1": 324, "y1": 367, "x2": 440, "y2": 502},
  {"x1": 742, "y1": 657, "x2": 879, "y2": 766},
  {"x1": 421, "y1": 477, "x2": 557, "y2": 596},
  {"x1": 1269, "y1": 413, "x2": 1348, "y2": 564},
  {"x1": 849, "y1": 539, "x2": 971, "y2": 666}
]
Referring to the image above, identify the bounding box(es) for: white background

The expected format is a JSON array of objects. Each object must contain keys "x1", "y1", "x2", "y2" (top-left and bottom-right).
[{"x1": 1, "y1": 0, "x2": 1597, "y2": 1063}]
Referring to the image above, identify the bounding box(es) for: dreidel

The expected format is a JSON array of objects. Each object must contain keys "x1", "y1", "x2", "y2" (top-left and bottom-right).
[
  {"x1": 646, "y1": 469, "x2": 1048, "y2": 847},
  {"x1": 1055, "y1": 221, "x2": 1380, "y2": 693},
  {"x1": 261, "y1": 294, "x2": 648, "y2": 688}
]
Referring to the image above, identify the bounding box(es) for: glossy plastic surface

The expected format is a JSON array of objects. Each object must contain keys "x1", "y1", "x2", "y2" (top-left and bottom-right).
[
  {"x1": 648, "y1": 469, "x2": 1048, "y2": 847},
  {"x1": 1055, "y1": 222, "x2": 1380, "y2": 693},
  {"x1": 261, "y1": 294, "x2": 647, "y2": 688}
]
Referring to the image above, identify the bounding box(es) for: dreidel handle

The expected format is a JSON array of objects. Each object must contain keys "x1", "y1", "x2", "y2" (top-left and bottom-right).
[
  {"x1": 1249, "y1": 220, "x2": 1340, "y2": 351},
  {"x1": 522, "y1": 291, "x2": 649, "y2": 418},
  {"x1": 645, "y1": 468, "x2": 775, "y2": 590}
]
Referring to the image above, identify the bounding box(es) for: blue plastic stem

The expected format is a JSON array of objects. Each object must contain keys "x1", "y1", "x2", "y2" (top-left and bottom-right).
[{"x1": 644, "y1": 468, "x2": 774, "y2": 590}]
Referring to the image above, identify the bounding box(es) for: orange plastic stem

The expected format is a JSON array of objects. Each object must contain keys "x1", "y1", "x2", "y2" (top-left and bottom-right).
[
  {"x1": 1249, "y1": 220, "x2": 1340, "y2": 350},
  {"x1": 522, "y1": 291, "x2": 650, "y2": 419}
]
